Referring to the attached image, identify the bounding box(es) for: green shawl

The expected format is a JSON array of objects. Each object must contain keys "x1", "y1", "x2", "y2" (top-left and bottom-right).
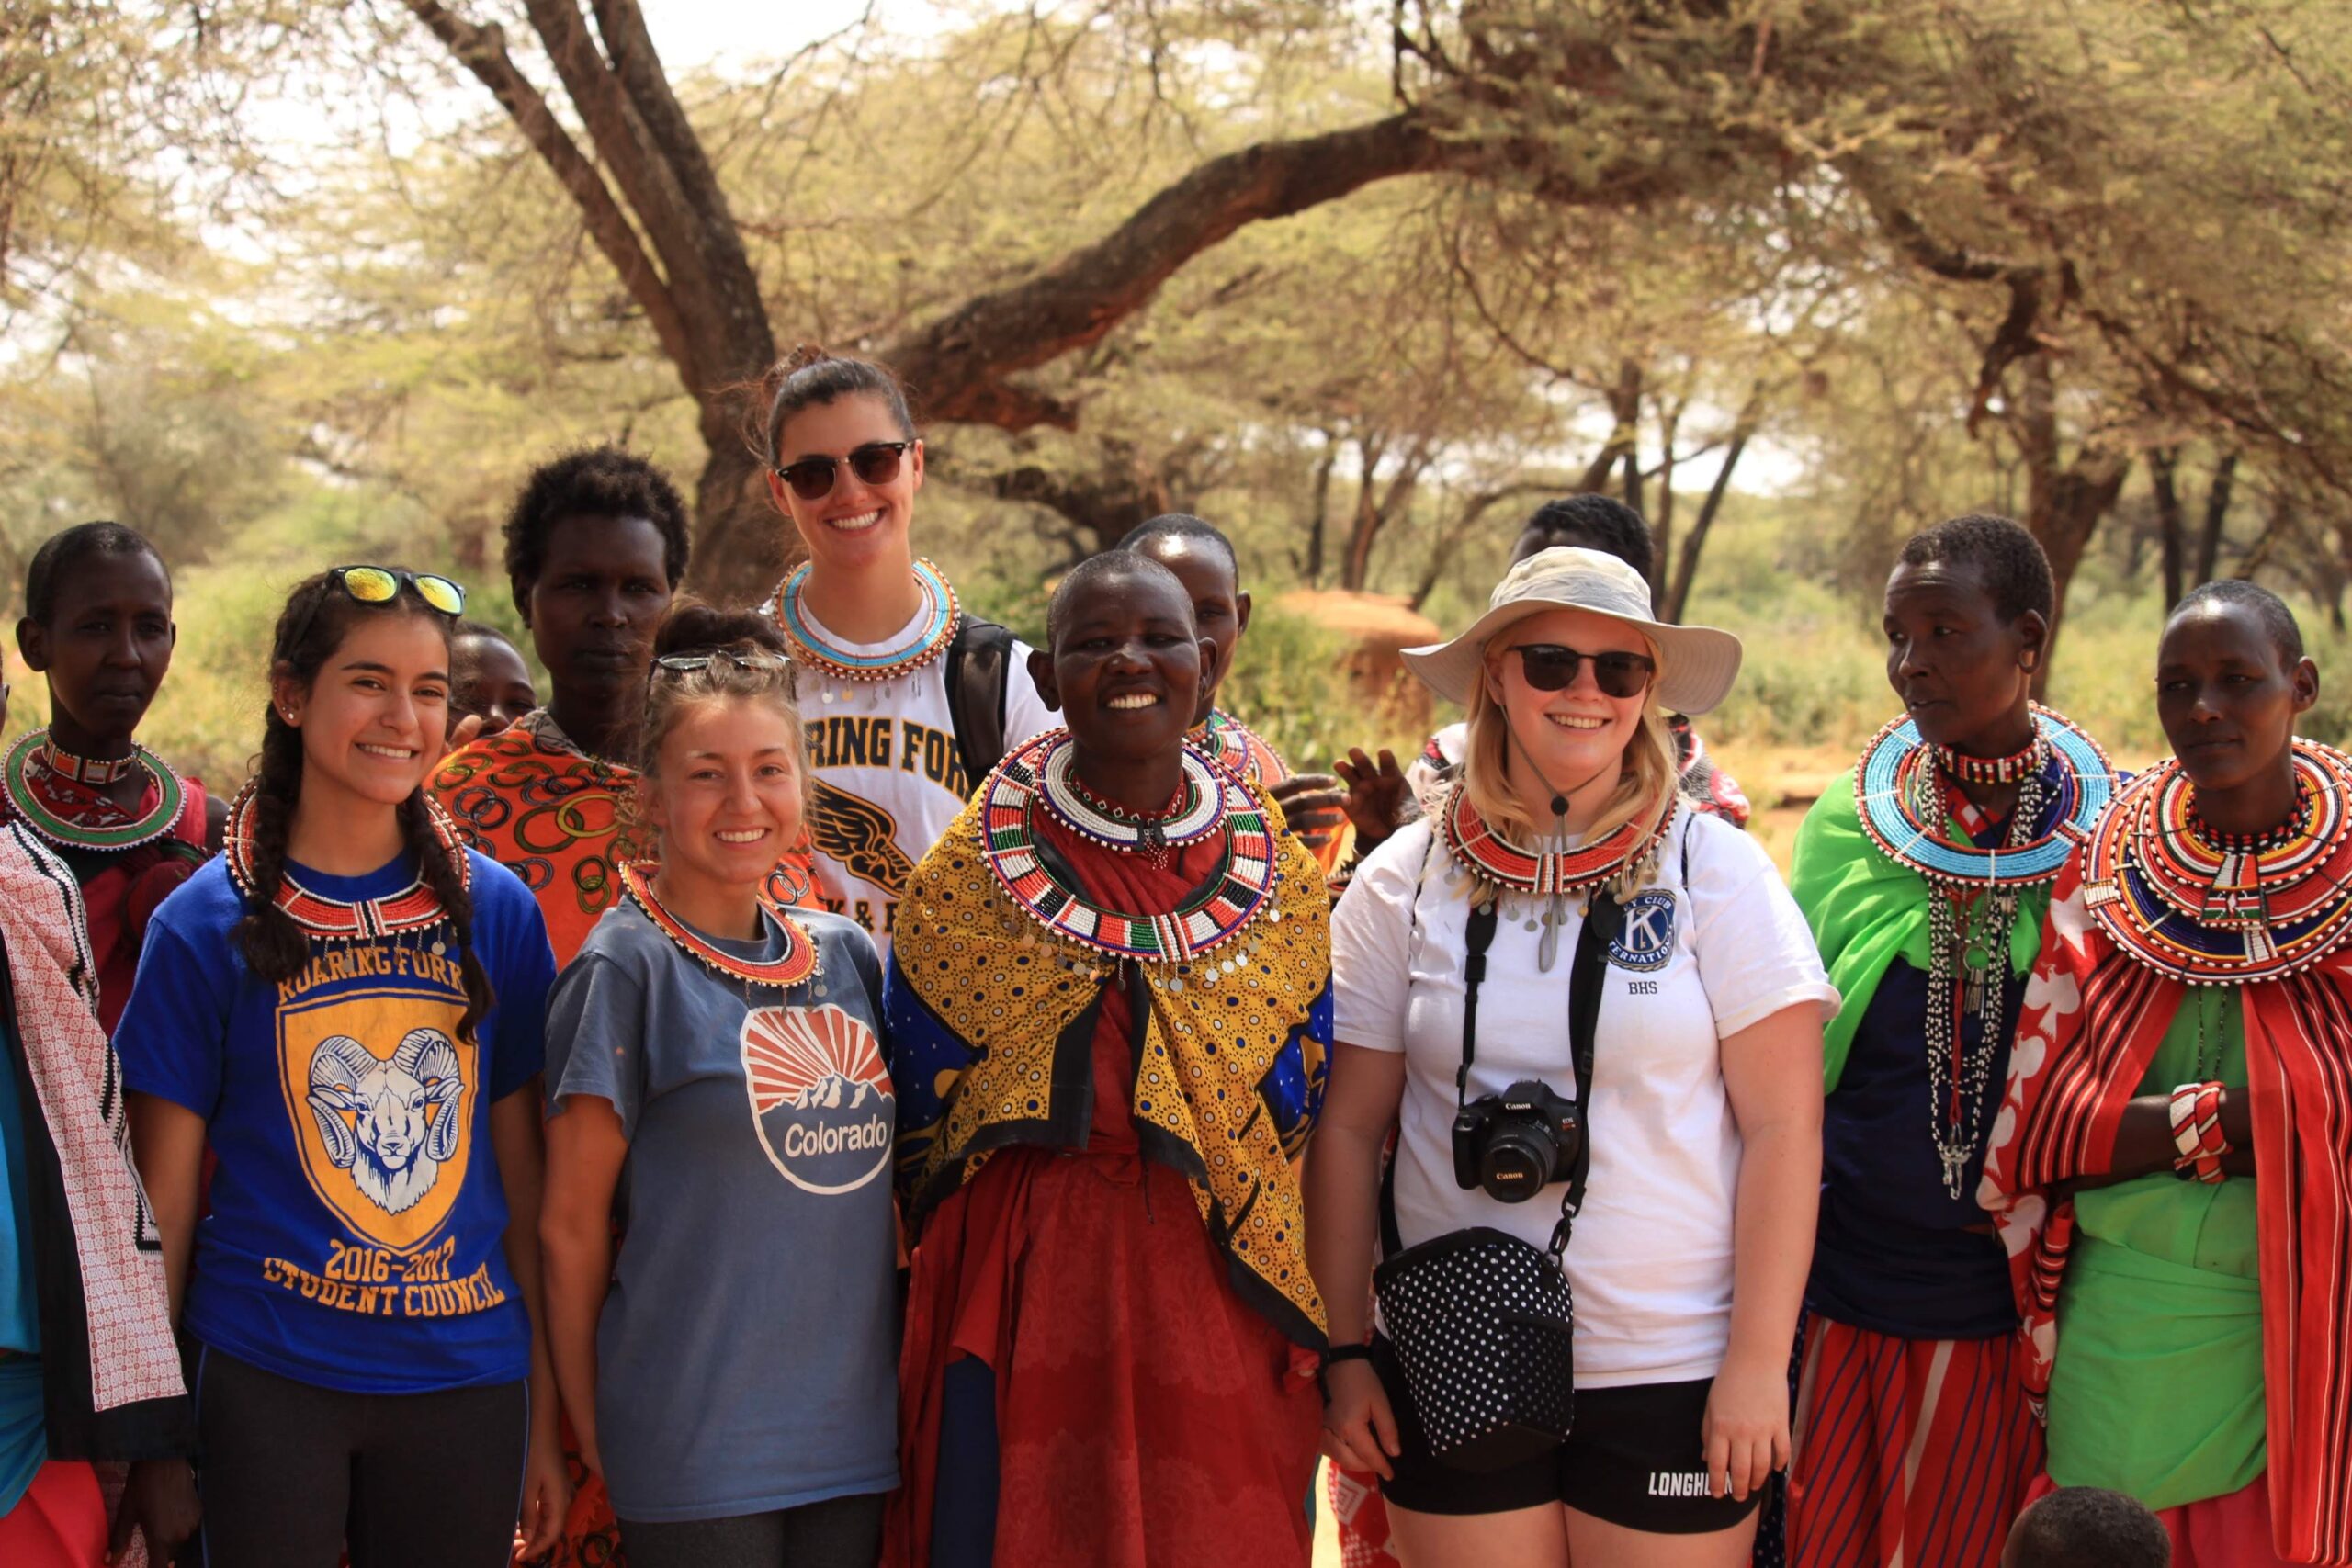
[{"x1": 1788, "y1": 770, "x2": 2049, "y2": 1092}]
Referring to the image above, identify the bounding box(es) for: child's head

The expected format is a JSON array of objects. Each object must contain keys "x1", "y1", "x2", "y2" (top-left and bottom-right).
[
  {"x1": 754, "y1": 346, "x2": 923, "y2": 574},
  {"x1": 448, "y1": 621, "x2": 537, "y2": 742},
  {"x1": 1118, "y1": 513, "x2": 1246, "y2": 723},
  {"x1": 1883, "y1": 513, "x2": 2053, "y2": 753},
  {"x1": 2001, "y1": 1486, "x2": 2169, "y2": 1568},
  {"x1": 1031, "y1": 553, "x2": 1204, "y2": 767},
  {"x1": 1512, "y1": 495, "x2": 1653, "y2": 575},
  {"x1": 16, "y1": 521, "x2": 175, "y2": 750},
  {"x1": 503, "y1": 446, "x2": 690, "y2": 714},
  {"x1": 631, "y1": 600, "x2": 806, "y2": 890},
  {"x1": 243, "y1": 566, "x2": 492, "y2": 1035},
  {"x1": 2158, "y1": 579, "x2": 2315, "y2": 792}
]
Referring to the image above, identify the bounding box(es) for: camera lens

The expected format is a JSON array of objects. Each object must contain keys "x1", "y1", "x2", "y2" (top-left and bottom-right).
[{"x1": 1478, "y1": 1124, "x2": 1559, "y2": 1202}]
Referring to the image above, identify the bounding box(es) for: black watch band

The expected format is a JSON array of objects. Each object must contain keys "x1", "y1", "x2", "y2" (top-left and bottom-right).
[{"x1": 1320, "y1": 1342, "x2": 1373, "y2": 1371}]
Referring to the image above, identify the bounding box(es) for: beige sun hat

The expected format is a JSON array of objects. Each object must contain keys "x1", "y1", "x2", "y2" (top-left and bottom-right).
[{"x1": 1402, "y1": 547, "x2": 1745, "y2": 715}]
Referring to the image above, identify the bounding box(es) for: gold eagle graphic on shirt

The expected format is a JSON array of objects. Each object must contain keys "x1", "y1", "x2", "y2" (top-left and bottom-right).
[{"x1": 809, "y1": 778, "x2": 917, "y2": 897}]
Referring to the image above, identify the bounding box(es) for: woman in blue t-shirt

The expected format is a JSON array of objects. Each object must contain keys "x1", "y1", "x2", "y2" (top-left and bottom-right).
[
  {"x1": 540, "y1": 602, "x2": 897, "y2": 1568},
  {"x1": 116, "y1": 566, "x2": 569, "y2": 1566}
]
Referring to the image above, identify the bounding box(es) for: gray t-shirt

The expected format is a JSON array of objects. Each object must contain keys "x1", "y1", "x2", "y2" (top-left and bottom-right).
[{"x1": 546, "y1": 900, "x2": 898, "y2": 1522}]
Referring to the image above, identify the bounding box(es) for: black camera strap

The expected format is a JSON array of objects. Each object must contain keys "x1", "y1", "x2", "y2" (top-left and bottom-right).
[{"x1": 1379, "y1": 890, "x2": 1623, "y2": 1262}]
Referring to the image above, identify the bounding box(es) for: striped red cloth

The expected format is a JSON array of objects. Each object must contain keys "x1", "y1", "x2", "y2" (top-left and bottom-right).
[{"x1": 1787, "y1": 1317, "x2": 2041, "y2": 1568}]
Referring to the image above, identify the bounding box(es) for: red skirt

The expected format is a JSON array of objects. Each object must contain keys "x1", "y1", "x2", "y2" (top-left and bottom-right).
[{"x1": 887, "y1": 1144, "x2": 1321, "y2": 1568}]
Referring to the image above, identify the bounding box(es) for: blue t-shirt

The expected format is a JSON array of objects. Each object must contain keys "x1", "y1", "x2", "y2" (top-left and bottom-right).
[
  {"x1": 546, "y1": 901, "x2": 898, "y2": 1522},
  {"x1": 114, "y1": 849, "x2": 556, "y2": 1393}
]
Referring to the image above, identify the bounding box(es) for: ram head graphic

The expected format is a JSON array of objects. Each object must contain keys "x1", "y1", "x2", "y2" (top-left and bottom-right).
[
  {"x1": 307, "y1": 1029, "x2": 467, "y2": 1216},
  {"x1": 810, "y1": 778, "x2": 916, "y2": 897}
]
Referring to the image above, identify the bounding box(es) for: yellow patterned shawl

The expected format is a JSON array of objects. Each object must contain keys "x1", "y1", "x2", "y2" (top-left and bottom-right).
[{"x1": 885, "y1": 774, "x2": 1334, "y2": 1347}]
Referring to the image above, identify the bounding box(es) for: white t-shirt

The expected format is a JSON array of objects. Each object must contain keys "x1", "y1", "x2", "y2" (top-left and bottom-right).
[
  {"x1": 788, "y1": 596, "x2": 1057, "y2": 950},
  {"x1": 1331, "y1": 805, "x2": 1838, "y2": 1387}
]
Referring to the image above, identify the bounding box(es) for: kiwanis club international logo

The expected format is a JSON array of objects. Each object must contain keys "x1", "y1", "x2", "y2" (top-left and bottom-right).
[
  {"x1": 741, "y1": 1003, "x2": 896, "y2": 1196},
  {"x1": 1608, "y1": 889, "x2": 1679, "y2": 973}
]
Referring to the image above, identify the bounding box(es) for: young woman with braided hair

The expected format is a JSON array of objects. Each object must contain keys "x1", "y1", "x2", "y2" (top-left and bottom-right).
[{"x1": 115, "y1": 567, "x2": 568, "y2": 1565}]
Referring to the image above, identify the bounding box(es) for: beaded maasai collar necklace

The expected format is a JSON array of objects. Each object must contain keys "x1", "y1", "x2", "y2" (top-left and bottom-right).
[
  {"x1": 978, "y1": 728, "x2": 1282, "y2": 964},
  {"x1": 40, "y1": 739, "x2": 136, "y2": 786},
  {"x1": 1855, "y1": 705, "x2": 2114, "y2": 889},
  {"x1": 766, "y1": 558, "x2": 961, "y2": 695},
  {"x1": 2083, "y1": 740, "x2": 2352, "y2": 984},
  {"x1": 224, "y1": 782, "x2": 469, "y2": 942},
  {"x1": 1193, "y1": 710, "x2": 1269, "y2": 785},
  {"x1": 617, "y1": 862, "x2": 820, "y2": 988},
  {"x1": 1437, "y1": 783, "x2": 1673, "y2": 900},
  {"x1": 1037, "y1": 737, "x2": 1226, "y2": 859},
  {"x1": 1935, "y1": 736, "x2": 2041, "y2": 785},
  {"x1": 2, "y1": 729, "x2": 186, "y2": 852}
]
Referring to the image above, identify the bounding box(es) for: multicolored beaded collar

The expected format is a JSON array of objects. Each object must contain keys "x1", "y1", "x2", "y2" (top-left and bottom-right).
[
  {"x1": 1437, "y1": 783, "x2": 1674, "y2": 900},
  {"x1": 2082, "y1": 740, "x2": 2352, "y2": 983},
  {"x1": 224, "y1": 782, "x2": 469, "y2": 942},
  {"x1": 1935, "y1": 736, "x2": 2041, "y2": 785},
  {"x1": 978, "y1": 728, "x2": 1281, "y2": 963},
  {"x1": 2, "y1": 730, "x2": 187, "y2": 852},
  {"x1": 766, "y1": 557, "x2": 961, "y2": 692},
  {"x1": 1193, "y1": 709, "x2": 1280, "y2": 787},
  {"x1": 1036, "y1": 737, "x2": 1226, "y2": 856},
  {"x1": 618, "y1": 862, "x2": 820, "y2": 988},
  {"x1": 1855, "y1": 705, "x2": 2114, "y2": 888}
]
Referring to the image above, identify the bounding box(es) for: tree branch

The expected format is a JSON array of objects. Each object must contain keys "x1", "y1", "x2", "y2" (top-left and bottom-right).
[
  {"x1": 885, "y1": 110, "x2": 1479, "y2": 429},
  {"x1": 399, "y1": 0, "x2": 690, "y2": 377}
]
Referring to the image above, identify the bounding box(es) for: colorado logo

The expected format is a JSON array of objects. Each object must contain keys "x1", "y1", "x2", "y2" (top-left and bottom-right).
[
  {"x1": 1608, "y1": 890, "x2": 1678, "y2": 973},
  {"x1": 741, "y1": 1003, "x2": 897, "y2": 1196}
]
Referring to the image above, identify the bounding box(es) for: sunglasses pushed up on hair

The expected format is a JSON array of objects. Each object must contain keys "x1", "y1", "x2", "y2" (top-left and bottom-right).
[
  {"x1": 330, "y1": 566, "x2": 467, "y2": 617},
  {"x1": 772, "y1": 441, "x2": 915, "y2": 502},
  {"x1": 1508, "y1": 642, "x2": 1656, "y2": 699},
  {"x1": 649, "y1": 649, "x2": 796, "y2": 684}
]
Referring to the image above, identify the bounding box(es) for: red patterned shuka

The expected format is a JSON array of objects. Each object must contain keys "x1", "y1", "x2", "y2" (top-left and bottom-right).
[{"x1": 1979, "y1": 744, "x2": 2352, "y2": 1566}]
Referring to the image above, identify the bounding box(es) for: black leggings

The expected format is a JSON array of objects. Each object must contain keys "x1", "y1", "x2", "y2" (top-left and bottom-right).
[
  {"x1": 191, "y1": 1342, "x2": 527, "y2": 1568},
  {"x1": 618, "y1": 1493, "x2": 886, "y2": 1568}
]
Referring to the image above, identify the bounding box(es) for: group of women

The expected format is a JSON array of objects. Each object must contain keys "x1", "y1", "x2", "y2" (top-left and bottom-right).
[{"x1": 0, "y1": 344, "x2": 2338, "y2": 1568}]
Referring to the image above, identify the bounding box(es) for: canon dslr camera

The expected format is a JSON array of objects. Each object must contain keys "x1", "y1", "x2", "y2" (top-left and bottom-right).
[{"x1": 1452, "y1": 1080, "x2": 1583, "y2": 1201}]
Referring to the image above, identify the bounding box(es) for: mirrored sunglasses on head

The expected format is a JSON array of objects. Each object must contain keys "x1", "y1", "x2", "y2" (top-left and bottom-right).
[
  {"x1": 650, "y1": 649, "x2": 797, "y2": 683},
  {"x1": 773, "y1": 440, "x2": 914, "y2": 502},
  {"x1": 1509, "y1": 643, "x2": 1656, "y2": 699},
  {"x1": 331, "y1": 565, "x2": 467, "y2": 617}
]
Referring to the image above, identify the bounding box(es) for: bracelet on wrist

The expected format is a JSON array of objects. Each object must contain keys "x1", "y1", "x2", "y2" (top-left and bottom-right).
[
  {"x1": 2167, "y1": 1081, "x2": 2230, "y2": 1184},
  {"x1": 1320, "y1": 1342, "x2": 1373, "y2": 1372}
]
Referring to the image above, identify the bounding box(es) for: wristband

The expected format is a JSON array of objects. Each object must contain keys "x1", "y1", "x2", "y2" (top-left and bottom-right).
[
  {"x1": 2168, "y1": 1081, "x2": 2230, "y2": 1184},
  {"x1": 1320, "y1": 1342, "x2": 1374, "y2": 1372}
]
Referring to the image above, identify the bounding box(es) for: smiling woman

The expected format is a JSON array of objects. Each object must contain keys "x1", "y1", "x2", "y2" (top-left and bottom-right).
[
  {"x1": 750, "y1": 348, "x2": 1057, "y2": 951},
  {"x1": 538, "y1": 600, "x2": 898, "y2": 1567},
  {"x1": 111, "y1": 566, "x2": 570, "y2": 1565},
  {"x1": 884, "y1": 552, "x2": 1336, "y2": 1568}
]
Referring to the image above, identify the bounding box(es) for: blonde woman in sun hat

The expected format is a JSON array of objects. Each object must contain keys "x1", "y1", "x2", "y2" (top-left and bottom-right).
[{"x1": 1305, "y1": 547, "x2": 1837, "y2": 1567}]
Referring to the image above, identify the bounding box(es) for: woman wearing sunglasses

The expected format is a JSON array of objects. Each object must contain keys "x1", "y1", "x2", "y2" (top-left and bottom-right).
[
  {"x1": 115, "y1": 566, "x2": 570, "y2": 1564},
  {"x1": 754, "y1": 347, "x2": 1055, "y2": 951},
  {"x1": 1306, "y1": 547, "x2": 1836, "y2": 1567}
]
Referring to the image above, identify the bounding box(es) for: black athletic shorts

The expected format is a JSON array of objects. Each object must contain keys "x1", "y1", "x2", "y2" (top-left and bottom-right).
[{"x1": 1370, "y1": 1336, "x2": 1764, "y2": 1534}]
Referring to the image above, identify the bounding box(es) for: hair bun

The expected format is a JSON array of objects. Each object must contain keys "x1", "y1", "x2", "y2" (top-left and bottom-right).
[{"x1": 651, "y1": 595, "x2": 790, "y2": 660}]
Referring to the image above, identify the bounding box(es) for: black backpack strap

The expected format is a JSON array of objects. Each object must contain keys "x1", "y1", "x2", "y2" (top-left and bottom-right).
[{"x1": 943, "y1": 616, "x2": 1019, "y2": 790}]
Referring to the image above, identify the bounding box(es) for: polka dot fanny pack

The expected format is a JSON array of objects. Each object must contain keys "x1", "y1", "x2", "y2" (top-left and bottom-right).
[{"x1": 1370, "y1": 894, "x2": 1621, "y2": 1472}]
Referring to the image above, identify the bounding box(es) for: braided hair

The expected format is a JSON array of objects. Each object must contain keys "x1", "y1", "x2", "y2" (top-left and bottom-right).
[{"x1": 237, "y1": 571, "x2": 496, "y2": 1042}]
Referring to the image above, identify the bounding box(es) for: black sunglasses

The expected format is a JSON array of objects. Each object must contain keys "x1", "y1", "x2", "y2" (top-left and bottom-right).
[
  {"x1": 1509, "y1": 643, "x2": 1656, "y2": 699},
  {"x1": 773, "y1": 441, "x2": 915, "y2": 502}
]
